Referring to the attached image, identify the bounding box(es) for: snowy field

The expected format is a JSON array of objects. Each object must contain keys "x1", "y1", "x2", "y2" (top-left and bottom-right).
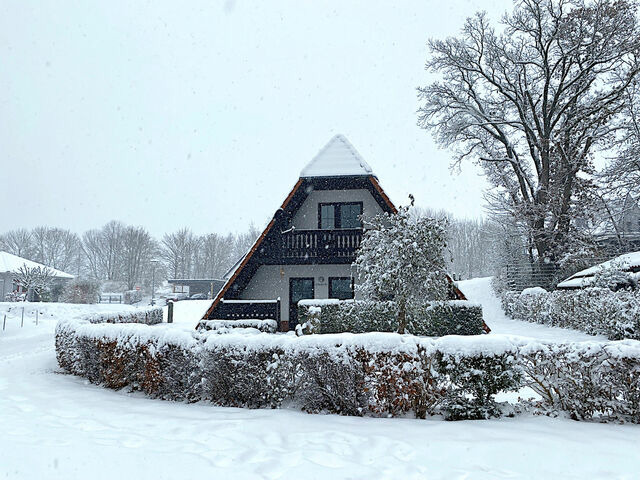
[{"x1": 1, "y1": 293, "x2": 640, "y2": 479}]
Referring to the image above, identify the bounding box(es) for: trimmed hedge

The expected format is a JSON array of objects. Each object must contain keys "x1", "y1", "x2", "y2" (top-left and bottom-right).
[
  {"x1": 297, "y1": 299, "x2": 485, "y2": 336},
  {"x1": 501, "y1": 288, "x2": 640, "y2": 340},
  {"x1": 201, "y1": 319, "x2": 278, "y2": 334},
  {"x1": 55, "y1": 313, "x2": 640, "y2": 423},
  {"x1": 87, "y1": 307, "x2": 163, "y2": 325}
]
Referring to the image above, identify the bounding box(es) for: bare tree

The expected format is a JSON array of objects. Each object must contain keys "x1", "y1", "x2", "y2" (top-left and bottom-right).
[
  {"x1": 232, "y1": 224, "x2": 261, "y2": 261},
  {"x1": 414, "y1": 207, "x2": 498, "y2": 279},
  {"x1": 601, "y1": 84, "x2": 640, "y2": 200},
  {"x1": 31, "y1": 227, "x2": 82, "y2": 273},
  {"x1": 0, "y1": 229, "x2": 34, "y2": 258},
  {"x1": 121, "y1": 226, "x2": 157, "y2": 290},
  {"x1": 13, "y1": 264, "x2": 55, "y2": 301},
  {"x1": 161, "y1": 228, "x2": 199, "y2": 279},
  {"x1": 196, "y1": 232, "x2": 236, "y2": 278},
  {"x1": 81, "y1": 221, "x2": 126, "y2": 281},
  {"x1": 418, "y1": 0, "x2": 640, "y2": 277},
  {"x1": 81, "y1": 229, "x2": 105, "y2": 280},
  {"x1": 597, "y1": 83, "x2": 640, "y2": 240}
]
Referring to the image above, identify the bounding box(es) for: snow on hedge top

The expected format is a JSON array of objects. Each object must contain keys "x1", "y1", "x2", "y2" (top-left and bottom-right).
[
  {"x1": 299, "y1": 135, "x2": 375, "y2": 178},
  {"x1": 0, "y1": 251, "x2": 74, "y2": 278},
  {"x1": 557, "y1": 251, "x2": 640, "y2": 288}
]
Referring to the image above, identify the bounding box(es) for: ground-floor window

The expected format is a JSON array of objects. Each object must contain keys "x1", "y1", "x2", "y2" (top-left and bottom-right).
[{"x1": 328, "y1": 277, "x2": 354, "y2": 300}]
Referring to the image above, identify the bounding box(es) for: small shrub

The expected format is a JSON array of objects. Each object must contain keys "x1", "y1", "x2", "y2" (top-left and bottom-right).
[
  {"x1": 61, "y1": 279, "x2": 101, "y2": 304},
  {"x1": 436, "y1": 351, "x2": 521, "y2": 420},
  {"x1": 123, "y1": 290, "x2": 142, "y2": 305},
  {"x1": 298, "y1": 350, "x2": 367, "y2": 416}
]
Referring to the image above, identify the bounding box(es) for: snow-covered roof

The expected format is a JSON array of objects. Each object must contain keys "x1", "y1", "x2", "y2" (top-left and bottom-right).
[
  {"x1": 300, "y1": 134, "x2": 375, "y2": 178},
  {"x1": 0, "y1": 251, "x2": 74, "y2": 279},
  {"x1": 557, "y1": 251, "x2": 640, "y2": 289}
]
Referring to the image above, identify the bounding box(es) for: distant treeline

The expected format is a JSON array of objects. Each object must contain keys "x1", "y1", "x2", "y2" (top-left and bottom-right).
[
  {"x1": 0, "y1": 223, "x2": 260, "y2": 291},
  {"x1": 0, "y1": 214, "x2": 499, "y2": 293}
]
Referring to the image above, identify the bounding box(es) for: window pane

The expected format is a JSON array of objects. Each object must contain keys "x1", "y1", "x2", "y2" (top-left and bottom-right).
[
  {"x1": 320, "y1": 205, "x2": 335, "y2": 229},
  {"x1": 340, "y1": 204, "x2": 362, "y2": 228},
  {"x1": 330, "y1": 278, "x2": 353, "y2": 300}
]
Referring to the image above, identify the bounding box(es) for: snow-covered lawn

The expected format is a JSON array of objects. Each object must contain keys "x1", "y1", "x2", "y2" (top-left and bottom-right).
[
  {"x1": 1, "y1": 298, "x2": 639, "y2": 479},
  {"x1": 163, "y1": 299, "x2": 211, "y2": 328},
  {"x1": 457, "y1": 277, "x2": 608, "y2": 341}
]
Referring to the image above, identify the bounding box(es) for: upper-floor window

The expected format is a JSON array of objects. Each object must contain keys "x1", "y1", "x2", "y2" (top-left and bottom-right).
[{"x1": 318, "y1": 202, "x2": 363, "y2": 229}]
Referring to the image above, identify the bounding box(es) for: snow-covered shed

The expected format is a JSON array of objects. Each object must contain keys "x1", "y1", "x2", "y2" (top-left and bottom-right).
[
  {"x1": 556, "y1": 251, "x2": 640, "y2": 289},
  {"x1": 0, "y1": 251, "x2": 74, "y2": 300}
]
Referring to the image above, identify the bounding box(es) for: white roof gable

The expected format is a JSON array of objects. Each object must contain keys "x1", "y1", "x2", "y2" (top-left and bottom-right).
[
  {"x1": 300, "y1": 134, "x2": 375, "y2": 178},
  {"x1": 0, "y1": 251, "x2": 74, "y2": 279}
]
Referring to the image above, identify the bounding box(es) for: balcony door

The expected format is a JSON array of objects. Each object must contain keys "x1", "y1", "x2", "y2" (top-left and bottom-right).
[{"x1": 289, "y1": 277, "x2": 314, "y2": 330}]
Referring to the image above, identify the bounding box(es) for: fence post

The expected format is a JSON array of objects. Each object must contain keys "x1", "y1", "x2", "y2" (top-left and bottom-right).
[
  {"x1": 21, "y1": 307, "x2": 24, "y2": 328},
  {"x1": 2, "y1": 315, "x2": 5, "y2": 331},
  {"x1": 35, "y1": 310, "x2": 38, "y2": 326},
  {"x1": 168, "y1": 301, "x2": 174, "y2": 324}
]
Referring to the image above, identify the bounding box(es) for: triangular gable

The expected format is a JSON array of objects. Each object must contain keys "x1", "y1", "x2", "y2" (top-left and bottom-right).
[
  {"x1": 202, "y1": 179, "x2": 304, "y2": 320},
  {"x1": 201, "y1": 174, "x2": 397, "y2": 321},
  {"x1": 300, "y1": 134, "x2": 374, "y2": 178}
]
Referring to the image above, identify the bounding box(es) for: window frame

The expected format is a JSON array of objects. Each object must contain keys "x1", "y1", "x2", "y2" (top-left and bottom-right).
[
  {"x1": 317, "y1": 201, "x2": 363, "y2": 230},
  {"x1": 328, "y1": 276, "x2": 355, "y2": 300}
]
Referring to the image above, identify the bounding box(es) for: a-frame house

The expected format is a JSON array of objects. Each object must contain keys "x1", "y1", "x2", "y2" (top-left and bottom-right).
[{"x1": 201, "y1": 134, "x2": 458, "y2": 332}]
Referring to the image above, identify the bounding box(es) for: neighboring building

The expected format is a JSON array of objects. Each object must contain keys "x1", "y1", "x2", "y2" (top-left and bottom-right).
[
  {"x1": 557, "y1": 251, "x2": 640, "y2": 290},
  {"x1": 0, "y1": 251, "x2": 74, "y2": 300},
  {"x1": 201, "y1": 134, "x2": 464, "y2": 331},
  {"x1": 167, "y1": 279, "x2": 225, "y2": 298}
]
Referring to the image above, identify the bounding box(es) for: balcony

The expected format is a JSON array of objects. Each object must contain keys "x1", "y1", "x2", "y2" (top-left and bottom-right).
[{"x1": 255, "y1": 228, "x2": 363, "y2": 265}]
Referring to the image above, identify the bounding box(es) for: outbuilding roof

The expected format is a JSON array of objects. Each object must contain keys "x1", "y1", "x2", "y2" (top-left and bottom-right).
[
  {"x1": 0, "y1": 251, "x2": 74, "y2": 279},
  {"x1": 557, "y1": 251, "x2": 640, "y2": 289}
]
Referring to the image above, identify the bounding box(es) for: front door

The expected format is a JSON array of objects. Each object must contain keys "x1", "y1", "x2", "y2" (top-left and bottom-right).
[{"x1": 289, "y1": 277, "x2": 314, "y2": 330}]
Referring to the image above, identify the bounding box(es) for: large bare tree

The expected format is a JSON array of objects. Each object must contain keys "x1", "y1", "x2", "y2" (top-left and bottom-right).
[
  {"x1": 418, "y1": 0, "x2": 640, "y2": 272},
  {"x1": 0, "y1": 229, "x2": 34, "y2": 258},
  {"x1": 31, "y1": 227, "x2": 82, "y2": 273},
  {"x1": 161, "y1": 228, "x2": 199, "y2": 279},
  {"x1": 598, "y1": 83, "x2": 640, "y2": 235},
  {"x1": 81, "y1": 221, "x2": 125, "y2": 281},
  {"x1": 121, "y1": 226, "x2": 157, "y2": 290}
]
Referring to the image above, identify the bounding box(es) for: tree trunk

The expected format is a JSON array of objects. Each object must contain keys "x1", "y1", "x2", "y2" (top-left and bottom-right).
[{"x1": 397, "y1": 302, "x2": 407, "y2": 334}]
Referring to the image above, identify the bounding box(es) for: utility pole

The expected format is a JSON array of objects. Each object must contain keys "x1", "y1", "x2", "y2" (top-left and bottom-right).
[{"x1": 150, "y1": 259, "x2": 159, "y2": 306}]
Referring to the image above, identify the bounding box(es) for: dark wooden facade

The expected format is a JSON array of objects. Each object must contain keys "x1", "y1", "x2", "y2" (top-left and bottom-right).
[{"x1": 201, "y1": 175, "x2": 396, "y2": 325}]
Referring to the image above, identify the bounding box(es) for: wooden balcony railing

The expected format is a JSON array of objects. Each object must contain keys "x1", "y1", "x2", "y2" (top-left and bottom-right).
[
  {"x1": 280, "y1": 229, "x2": 363, "y2": 262},
  {"x1": 205, "y1": 299, "x2": 281, "y2": 321}
]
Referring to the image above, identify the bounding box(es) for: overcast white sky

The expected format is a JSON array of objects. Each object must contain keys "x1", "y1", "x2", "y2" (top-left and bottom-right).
[{"x1": 1, "y1": 0, "x2": 512, "y2": 237}]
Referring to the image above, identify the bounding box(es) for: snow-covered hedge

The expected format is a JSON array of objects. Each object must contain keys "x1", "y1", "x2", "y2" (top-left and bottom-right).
[
  {"x1": 297, "y1": 299, "x2": 485, "y2": 336},
  {"x1": 200, "y1": 319, "x2": 278, "y2": 334},
  {"x1": 85, "y1": 308, "x2": 163, "y2": 325},
  {"x1": 501, "y1": 288, "x2": 640, "y2": 340},
  {"x1": 55, "y1": 313, "x2": 640, "y2": 423}
]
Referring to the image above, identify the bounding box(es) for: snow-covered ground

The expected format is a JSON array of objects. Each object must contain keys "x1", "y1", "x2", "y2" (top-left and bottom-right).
[
  {"x1": 2, "y1": 296, "x2": 639, "y2": 479},
  {"x1": 163, "y1": 299, "x2": 211, "y2": 328},
  {"x1": 457, "y1": 277, "x2": 608, "y2": 341}
]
